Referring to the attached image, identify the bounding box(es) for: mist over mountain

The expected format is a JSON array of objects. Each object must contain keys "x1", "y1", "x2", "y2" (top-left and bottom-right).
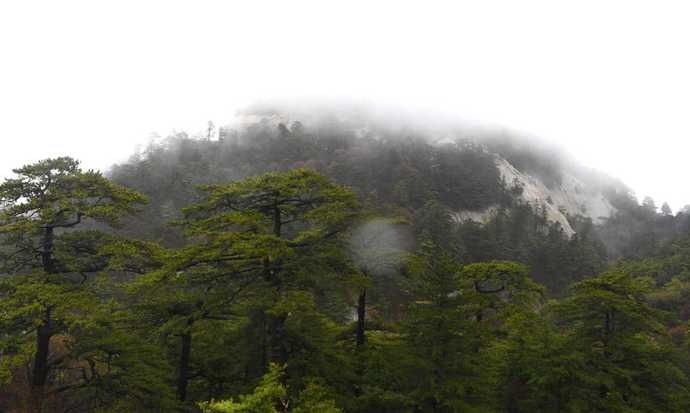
[{"x1": 107, "y1": 104, "x2": 689, "y2": 291}]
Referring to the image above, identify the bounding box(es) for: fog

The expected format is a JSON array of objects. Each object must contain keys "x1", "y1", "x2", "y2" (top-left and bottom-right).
[
  {"x1": 349, "y1": 219, "x2": 412, "y2": 277},
  {"x1": 2, "y1": 1, "x2": 690, "y2": 209}
]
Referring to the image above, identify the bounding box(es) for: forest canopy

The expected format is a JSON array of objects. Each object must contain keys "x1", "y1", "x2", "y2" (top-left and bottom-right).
[{"x1": 2, "y1": 118, "x2": 690, "y2": 412}]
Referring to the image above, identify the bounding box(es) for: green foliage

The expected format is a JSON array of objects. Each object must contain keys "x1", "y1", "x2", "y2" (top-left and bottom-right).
[
  {"x1": 292, "y1": 380, "x2": 342, "y2": 413},
  {"x1": 0, "y1": 157, "x2": 145, "y2": 233},
  {"x1": 553, "y1": 271, "x2": 690, "y2": 412},
  {"x1": 497, "y1": 309, "x2": 587, "y2": 412},
  {"x1": 402, "y1": 245, "x2": 498, "y2": 411},
  {"x1": 200, "y1": 364, "x2": 288, "y2": 413},
  {"x1": 460, "y1": 260, "x2": 545, "y2": 310},
  {"x1": 458, "y1": 204, "x2": 608, "y2": 293},
  {"x1": 0, "y1": 158, "x2": 174, "y2": 411},
  {"x1": 4, "y1": 151, "x2": 690, "y2": 412},
  {"x1": 125, "y1": 168, "x2": 358, "y2": 406},
  {"x1": 200, "y1": 364, "x2": 342, "y2": 413}
]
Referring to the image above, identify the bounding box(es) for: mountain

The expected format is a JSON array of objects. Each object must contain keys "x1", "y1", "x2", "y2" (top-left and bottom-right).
[{"x1": 107, "y1": 104, "x2": 687, "y2": 291}]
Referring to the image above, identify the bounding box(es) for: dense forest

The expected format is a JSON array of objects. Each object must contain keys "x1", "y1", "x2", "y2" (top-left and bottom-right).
[{"x1": 3, "y1": 112, "x2": 690, "y2": 412}]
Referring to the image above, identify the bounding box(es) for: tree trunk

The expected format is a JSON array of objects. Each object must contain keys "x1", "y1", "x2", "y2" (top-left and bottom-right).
[
  {"x1": 33, "y1": 226, "x2": 57, "y2": 388},
  {"x1": 32, "y1": 309, "x2": 52, "y2": 387},
  {"x1": 41, "y1": 227, "x2": 56, "y2": 274},
  {"x1": 33, "y1": 226, "x2": 57, "y2": 387},
  {"x1": 267, "y1": 200, "x2": 286, "y2": 368},
  {"x1": 259, "y1": 311, "x2": 268, "y2": 375},
  {"x1": 353, "y1": 288, "x2": 367, "y2": 397},
  {"x1": 272, "y1": 203, "x2": 282, "y2": 237},
  {"x1": 356, "y1": 288, "x2": 366, "y2": 348},
  {"x1": 268, "y1": 314, "x2": 288, "y2": 365},
  {"x1": 177, "y1": 330, "x2": 192, "y2": 402},
  {"x1": 30, "y1": 309, "x2": 53, "y2": 413},
  {"x1": 29, "y1": 228, "x2": 58, "y2": 412}
]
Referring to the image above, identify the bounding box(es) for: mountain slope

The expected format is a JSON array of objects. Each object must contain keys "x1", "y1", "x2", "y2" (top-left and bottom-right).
[{"x1": 107, "y1": 106, "x2": 686, "y2": 291}]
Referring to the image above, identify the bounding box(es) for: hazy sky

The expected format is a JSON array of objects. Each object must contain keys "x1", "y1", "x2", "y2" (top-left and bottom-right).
[{"x1": 2, "y1": 1, "x2": 689, "y2": 209}]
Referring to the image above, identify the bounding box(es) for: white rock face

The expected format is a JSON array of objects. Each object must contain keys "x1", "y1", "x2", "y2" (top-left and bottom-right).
[
  {"x1": 452, "y1": 207, "x2": 499, "y2": 225},
  {"x1": 454, "y1": 154, "x2": 617, "y2": 237}
]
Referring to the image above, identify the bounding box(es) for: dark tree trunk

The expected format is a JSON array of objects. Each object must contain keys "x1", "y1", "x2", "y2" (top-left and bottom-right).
[
  {"x1": 29, "y1": 227, "x2": 58, "y2": 411},
  {"x1": 356, "y1": 288, "x2": 366, "y2": 348},
  {"x1": 177, "y1": 331, "x2": 192, "y2": 402},
  {"x1": 30, "y1": 309, "x2": 53, "y2": 412},
  {"x1": 259, "y1": 311, "x2": 268, "y2": 375},
  {"x1": 267, "y1": 204, "x2": 287, "y2": 366},
  {"x1": 268, "y1": 313, "x2": 288, "y2": 365},
  {"x1": 353, "y1": 288, "x2": 367, "y2": 397},
  {"x1": 32, "y1": 310, "x2": 52, "y2": 387},
  {"x1": 41, "y1": 227, "x2": 56, "y2": 274},
  {"x1": 33, "y1": 227, "x2": 57, "y2": 386},
  {"x1": 272, "y1": 203, "x2": 282, "y2": 237},
  {"x1": 267, "y1": 312, "x2": 289, "y2": 413}
]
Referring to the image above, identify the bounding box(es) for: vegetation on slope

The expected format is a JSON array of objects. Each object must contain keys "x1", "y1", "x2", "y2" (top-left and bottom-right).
[{"x1": 2, "y1": 115, "x2": 690, "y2": 412}]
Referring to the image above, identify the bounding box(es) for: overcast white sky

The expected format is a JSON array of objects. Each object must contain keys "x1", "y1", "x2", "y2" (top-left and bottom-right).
[{"x1": 1, "y1": 1, "x2": 689, "y2": 209}]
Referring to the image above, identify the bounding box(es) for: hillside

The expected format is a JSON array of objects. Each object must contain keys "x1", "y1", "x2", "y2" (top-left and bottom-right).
[
  {"x1": 109, "y1": 107, "x2": 661, "y2": 290},
  {"x1": 3, "y1": 110, "x2": 690, "y2": 412}
]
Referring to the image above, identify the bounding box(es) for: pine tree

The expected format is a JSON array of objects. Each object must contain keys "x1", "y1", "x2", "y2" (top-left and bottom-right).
[
  {"x1": 555, "y1": 271, "x2": 690, "y2": 412},
  {"x1": 0, "y1": 157, "x2": 151, "y2": 411}
]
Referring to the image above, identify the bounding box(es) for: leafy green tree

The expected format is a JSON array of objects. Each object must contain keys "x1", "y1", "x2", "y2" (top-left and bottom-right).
[
  {"x1": 402, "y1": 243, "x2": 488, "y2": 412},
  {"x1": 169, "y1": 169, "x2": 358, "y2": 401},
  {"x1": 0, "y1": 157, "x2": 148, "y2": 410},
  {"x1": 399, "y1": 250, "x2": 544, "y2": 412},
  {"x1": 200, "y1": 363, "x2": 342, "y2": 413},
  {"x1": 106, "y1": 237, "x2": 252, "y2": 404},
  {"x1": 459, "y1": 260, "x2": 545, "y2": 320},
  {"x1": 200, "y1": 363, "x2": 288, "y2": 413},
  {"x1": 413, "y1": 200, "x2": 463, "y2": 258},
  {"x1": 555, "y1": 271, "x2": 690, "y2": 412},
  {"x1": 497, "y1": 308, "x2": 585, "y2": 412}
]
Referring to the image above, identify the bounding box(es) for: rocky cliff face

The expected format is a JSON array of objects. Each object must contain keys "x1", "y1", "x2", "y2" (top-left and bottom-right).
[{"x1": 454, "y1": 152, "x2": 617, "y2": 237}]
